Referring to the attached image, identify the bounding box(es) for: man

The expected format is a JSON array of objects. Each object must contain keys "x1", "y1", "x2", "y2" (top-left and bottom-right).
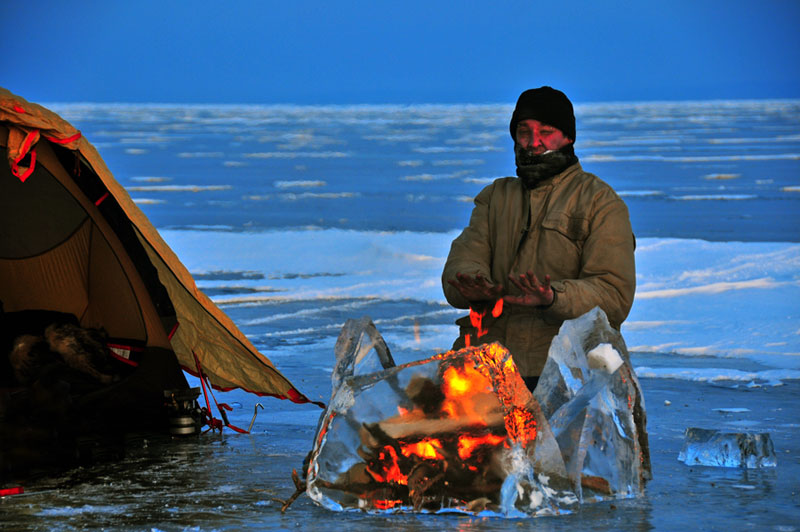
[{"x1": 442, "y1": 86, "x2": 636, "y2": 391}]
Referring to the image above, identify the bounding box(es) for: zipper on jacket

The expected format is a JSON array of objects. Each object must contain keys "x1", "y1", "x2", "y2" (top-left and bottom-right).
[
  {"x1": 516, "y1": 207, "x2": 531, "y2": 255},
  {"x1": 516, "y1": 184, "x2": 555, "y2": 257}
]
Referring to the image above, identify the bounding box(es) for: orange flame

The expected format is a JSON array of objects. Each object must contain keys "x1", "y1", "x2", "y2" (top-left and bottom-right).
[
  {"x1": 359, "y1": 343, "x2": 538, "y2": 500},
  {"x1": 468, "y1": 299, "x2": 504, "y2": 338},
  {"x1": 366, "y1": 446, "x2": 408, "y2": 485},
  {"x1": 443, "y1": 364, "x2": 492, "y2": 398},
  {"x1": 491, "y1": 298, "x2": 504, "y2": 318},
  {"x1": 457, "y1": 433, "x2": 507, "y2": 460},
  {"x1": 401, "y1": 438, "x2": 443, "y2": 460},
  {"x1": 468, "y1": 308, "x2": 482, "y2": 335},
  {"x1": 440, "y1": 364, "x2": 493, "y2": 422}
]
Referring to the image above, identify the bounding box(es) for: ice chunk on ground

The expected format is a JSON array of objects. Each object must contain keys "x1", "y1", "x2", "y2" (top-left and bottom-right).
[
  {"x1": 306, "y1": 308, "x2": 650, "y2": 515},
  {"x1": 307, "y1": 331, "x2": 571, "y2": 515},
  {"x1": 534, "y1": 307, "x2": 652, "y2": 501},
  {"x1": 678, "y1": 428, "x2": 777, "y2": 468}
]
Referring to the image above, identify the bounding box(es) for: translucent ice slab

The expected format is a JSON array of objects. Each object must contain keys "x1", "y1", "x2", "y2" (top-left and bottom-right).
[
  {"x1": 306, "y1": 307, "x2": 650, "y2": 516},
  {"x1": 678, "y1": 428, "x2": 777, "y2": 468},
  {"x1": 534, "y1": 308, "x2": 652, "y2": 501}
]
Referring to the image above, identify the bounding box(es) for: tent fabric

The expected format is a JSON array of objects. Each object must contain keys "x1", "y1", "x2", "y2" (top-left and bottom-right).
[{"x1": 0, "y1": 87, "x2": 314, "y2": 405}]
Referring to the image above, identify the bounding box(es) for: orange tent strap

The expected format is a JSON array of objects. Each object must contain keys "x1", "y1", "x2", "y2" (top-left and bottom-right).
[
  {"x1": 12, "y1": 129, "x2": 38, "y2": 164},
  {"x1": 10, "y1": 128, "x2": 39, "y2": 182},
  {"x1": 11, "y1": 149, "x2": 36, "y2": 182},
  {"x1": 45, "y1": 131, "x2": 82, "y2": 144},
  {"x1": 287, "y1": 388, "x2": 325, "y2": 408},
  {"x1": 192, "y1": 351, "x2": 251, "y2": 434},
  {"x1": 181, "y1": 362, "x2": 325, "y2": 408},
  {"x1": 0, "y1": 486, "x2": 24, "y2": 496},
  {"x1": 167, "y1": 322, "x2": 179, "y2": 340},
  {"x1": 95, "y1": 192, "x2": 110, "y2": 206}
]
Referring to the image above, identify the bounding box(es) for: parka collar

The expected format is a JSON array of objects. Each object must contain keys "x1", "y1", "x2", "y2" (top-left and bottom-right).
[{"x1": 523, "y1": 161, "x2": 583, "y2": 190}]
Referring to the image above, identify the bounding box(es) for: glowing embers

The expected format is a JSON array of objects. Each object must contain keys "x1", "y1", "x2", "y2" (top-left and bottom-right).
[
  {"x1": 356, "y1": 356, "x2": 518, "y2": 501},
  {"x1": 366, "y1": 445, "x2": 407, "y2": 484},
  {"x1": 307, "y1": 311, "x2": 651, "y2": 516},
  {"x1": 308, "y1": 341, "x2": 532, "y2": 513},
  {"x1": 457, "y1": 433, "x2": 506, "y2": 461}
]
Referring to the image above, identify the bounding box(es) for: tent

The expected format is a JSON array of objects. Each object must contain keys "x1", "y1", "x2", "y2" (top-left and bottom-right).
[{"x1": 0, "y1": 87, "x2": 316, "y2": 444}]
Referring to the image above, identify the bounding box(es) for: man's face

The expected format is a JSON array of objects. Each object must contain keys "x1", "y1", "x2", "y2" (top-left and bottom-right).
[{"x1": 515, "y1": 119, "x2": 573, "y2": 155}]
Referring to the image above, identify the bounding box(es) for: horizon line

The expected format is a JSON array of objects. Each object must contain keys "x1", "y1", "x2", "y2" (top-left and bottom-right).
[{"x1": 41, "y1": 96, "x2": 800, "y2": 108}]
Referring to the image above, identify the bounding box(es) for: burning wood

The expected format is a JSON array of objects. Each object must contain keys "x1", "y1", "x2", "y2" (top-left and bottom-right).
[{"x1": 305, "y1": 309, "x2": 650, "y2": 516}]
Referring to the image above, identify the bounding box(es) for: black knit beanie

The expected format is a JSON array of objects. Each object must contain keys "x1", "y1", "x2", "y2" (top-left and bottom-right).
[{"x1": 509, "y1": 86, "x2": 576, "y2": 142}]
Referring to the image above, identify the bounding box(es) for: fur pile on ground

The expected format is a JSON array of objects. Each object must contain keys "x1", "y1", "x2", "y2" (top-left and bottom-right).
[{"x1": 9, "y1": 323, "x2": 115, "y2": 387}]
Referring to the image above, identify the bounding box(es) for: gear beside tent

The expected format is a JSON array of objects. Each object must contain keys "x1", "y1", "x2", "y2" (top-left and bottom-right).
[{"x1": 0, "y1": 87, "x2": 316, "y2": 478}]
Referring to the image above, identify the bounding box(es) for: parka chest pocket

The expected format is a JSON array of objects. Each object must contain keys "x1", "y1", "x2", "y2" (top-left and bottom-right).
[
  {"x1": 541, "y1": 211, "x2": 589, "y2": 246},
  {"x1": 537, "y1": 212, "x2": 587, "y2": 277}
]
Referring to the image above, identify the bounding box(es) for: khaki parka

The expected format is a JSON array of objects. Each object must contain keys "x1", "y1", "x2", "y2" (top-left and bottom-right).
[{"x1": 442, "y1": 162, "x2": 635, "y2": 377}]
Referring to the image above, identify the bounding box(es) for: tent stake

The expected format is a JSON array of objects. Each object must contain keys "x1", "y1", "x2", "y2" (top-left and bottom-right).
[{"x1": 248, "y1": 403, "x2": 264, "y2": 433}]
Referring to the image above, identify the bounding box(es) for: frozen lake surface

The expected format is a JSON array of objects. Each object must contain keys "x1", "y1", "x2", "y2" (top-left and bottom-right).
[{"x1": 2, "y1": 99, "x2": 799, "y2": 530}]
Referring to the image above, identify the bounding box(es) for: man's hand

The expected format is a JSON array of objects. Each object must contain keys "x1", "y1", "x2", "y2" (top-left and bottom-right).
[
  {"x1": 504, "y1": 272, "x2": 554, "y2": 307},
  {"x1": 447, "y1": 273, "x2": 504, "y2": 303}
]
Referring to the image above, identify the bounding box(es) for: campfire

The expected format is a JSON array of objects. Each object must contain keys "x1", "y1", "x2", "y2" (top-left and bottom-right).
[{"x1": 305, "y1": 310, "x2": 650, "y2": 516}]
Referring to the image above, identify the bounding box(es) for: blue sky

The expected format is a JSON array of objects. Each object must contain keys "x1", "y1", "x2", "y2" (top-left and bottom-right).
[{"x1": 3, "y1": 1, "x2": 799, "y2": 104}]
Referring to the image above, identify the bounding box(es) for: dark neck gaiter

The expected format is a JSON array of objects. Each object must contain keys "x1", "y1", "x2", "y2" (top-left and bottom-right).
[{"x1": 515, "y1": 144, "x2": 578, "y2": 189}]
